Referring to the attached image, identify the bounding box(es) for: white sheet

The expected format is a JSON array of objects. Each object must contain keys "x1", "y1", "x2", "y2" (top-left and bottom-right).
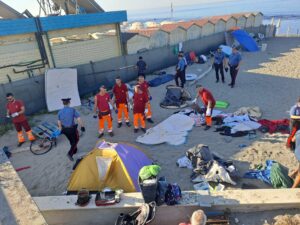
[
  {"x1": 45, "y1": 69, "x2": 81, "y2": 111},
  {"x1": 136, "y1": 114, "x2": 194, "y2": 146}
]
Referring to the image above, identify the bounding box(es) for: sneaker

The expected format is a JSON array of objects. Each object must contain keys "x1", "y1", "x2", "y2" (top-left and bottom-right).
[
  {"x1": 228, "y1": 83, "x2": 232, "y2": 86},
  {"x1": 216, "y1": 80, "x2": 219, "y2": 83},
  {"x1": 141, "y1": 128, "x2": 146, "y2": 133},
  {"x1": 204, "y1": 126, "x2": 211, "y2": 131},
  {"x1": 134, "y1": 128, "x2": 138, "y2": 133},
  {"x1": 17, "y1": 142, "x2": 25, "y2": 147},
  {"x1": 147, "y1": 118, "x2": 154, "y2": 123},
  {"x1": 231, "y1": 85, "x2": 234, "y2": 88},
  {"x1": 222, "y1": 80, "x2": 225, "y2": 83},
  {"x1": 109, "y1": 132, "x2": 114, "y2": 137},
  {"x1": 67, "y1": 153, "x2": 74, "y2": 161},
  {"x1": 117, "y1": 123, "x2": 122, "y2": 128},
  {"x1": 126, "y1": 122, "x2": 131, "y2": 127},
  {"x1": 98, "y1": 133, "x2": 104, "y2": 138}
]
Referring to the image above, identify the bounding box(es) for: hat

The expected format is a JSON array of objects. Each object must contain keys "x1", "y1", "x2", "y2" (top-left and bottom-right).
[{"x1": 61, "y1": 98, "x2": 71, "y2": 101}]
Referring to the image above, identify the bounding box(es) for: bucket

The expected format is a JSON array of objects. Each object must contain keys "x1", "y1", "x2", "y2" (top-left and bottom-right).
[{"x1": 261, "y1": 43, "x2": 267, "y2": 52}]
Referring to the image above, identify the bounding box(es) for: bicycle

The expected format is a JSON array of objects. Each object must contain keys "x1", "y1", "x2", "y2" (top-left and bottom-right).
[{"x1": 30, "y1": 122, "x2": 60, "y2": 155}]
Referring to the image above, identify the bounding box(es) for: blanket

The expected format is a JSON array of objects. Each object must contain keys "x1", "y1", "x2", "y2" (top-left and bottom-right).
[
  {"x1": 148, "y1": 74, "x2": 174, "y2": 87},
  {"x1": 258, "y1": 119, "x2": 290, "y2": 134}
]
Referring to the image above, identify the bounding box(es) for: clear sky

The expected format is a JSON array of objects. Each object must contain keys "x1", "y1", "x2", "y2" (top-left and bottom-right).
[{"x1": 3, "y1": 0, "x2": 233, "y2": 16}]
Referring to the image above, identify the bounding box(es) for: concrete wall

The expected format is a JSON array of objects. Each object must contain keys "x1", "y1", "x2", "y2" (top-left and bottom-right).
[{"x1": 0, "y1": 25, "x2": 269, "y2": 117}]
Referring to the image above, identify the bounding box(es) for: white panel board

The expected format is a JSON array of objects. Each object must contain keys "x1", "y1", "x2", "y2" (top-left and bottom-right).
[{"x1": 45, "y1": 69, "x2": 81, "y2": 112}]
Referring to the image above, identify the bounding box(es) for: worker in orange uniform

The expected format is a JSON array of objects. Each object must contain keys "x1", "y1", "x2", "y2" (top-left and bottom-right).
[
  {"x1": 112, "y1": 76, "x2": 131, "y2": 128},
  {"x1": 133, "y1": 85, "x2": 148, "y2": 133},
  {"x1": 137, "y1": 75, "x2": 154, "y2": 123},
  {"x1": 6, "y1": 93, "x2": 35, "y2": 146},
  {"x1": 94, "y1": 85, "x2": 115, "y2": 137},
  {"x1": 195, "y1": 85, "x2": 216, "y2": 130}
]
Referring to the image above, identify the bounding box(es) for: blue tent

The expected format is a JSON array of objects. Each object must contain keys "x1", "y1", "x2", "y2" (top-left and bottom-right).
[{"x1": 232, "y1": 30, "x2": 259, "y2": 52}]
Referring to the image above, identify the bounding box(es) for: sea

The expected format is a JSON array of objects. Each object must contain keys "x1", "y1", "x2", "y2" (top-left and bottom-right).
[{"x1": 128, "y1": 0, "x2": 300, "y2": 35}]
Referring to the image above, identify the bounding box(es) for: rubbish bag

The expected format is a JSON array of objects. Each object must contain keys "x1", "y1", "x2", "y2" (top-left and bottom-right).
[{"x1": 139, "y1": 165, "x2": 161, "y2": 181}]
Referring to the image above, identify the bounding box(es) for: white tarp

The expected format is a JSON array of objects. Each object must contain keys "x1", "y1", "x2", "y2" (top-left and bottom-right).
[
  {"x1": 136, "y1": 114, "x2": 194, "y2": 146},
  {"x1": 45, "y1": 69, "x2": 81, "y2": 111}
]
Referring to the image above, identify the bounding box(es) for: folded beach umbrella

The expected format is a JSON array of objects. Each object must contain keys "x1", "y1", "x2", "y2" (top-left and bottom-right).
[
  {"x1": 67, "y1": 141, "x2": 152, "y2": 193},
  {"x1": 232, "y1": 30, "x2": 259, "y2": 52}
]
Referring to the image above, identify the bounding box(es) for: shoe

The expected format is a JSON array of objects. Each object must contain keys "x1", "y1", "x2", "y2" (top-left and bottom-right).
[
  {"x1": 228, "y1": 83, "x2": 232, "y2": 86},
  {"x1": 117, "y1": 123, "x2": 122, "y2": 128},
  {"x1": 126, "y1": 122, "x2": 131, "y2": 127},
  {"x1": 134, "y1": 128, "x2": 138, "y2": 133},
  {"x1": 204, "y1": 126, "x2": 211, "y2": 131},
  {"x1": 109, "y1": 132, "x2": 114, "y2": 137},
  {"x1": 67, "y1": 153, "x2": 74, "y2": 161},
  {"x1": 98, "y1": 133, "x2": 104, "y2": 138},
  {"x1": 231, "y1": 85, "x2": 234, "y2": 88},
  {"x1": 216, "y1": 80, "x2": 219, "y2": 83},
  {"x1": 222, "y1": 80, "x2": 225, "y2": 83},
  {"x1": 141, "y1": 128, "x2": 146, "y2": 133},
  {"x1": 17, "y1": 142, "x2": 25, "y2": 147},
  {"x1": 147, "y1": 118, "x2": 154, "y2": 123}
]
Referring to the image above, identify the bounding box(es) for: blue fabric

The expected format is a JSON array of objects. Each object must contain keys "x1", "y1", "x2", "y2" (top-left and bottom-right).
[
  {"x1": 58, "y1": 107, "x2": 80, "y2": 127},
  {"x1": 295, "y1": 131, "x2": 300, "y2": 161},
  {"x1": 214, "y1": 51, "x2": 225, "y2": 64},
  {"x1": 136, "y1": 60, "x2": 146, "y2": 74},
  {"x1": 243, "y1": 160, "x2": 275, "y2": 185},
  {"x1": 177, "y1": 58, "x2": 185, "y2": 71},
  {"x1": 148, "y1": 74, "x2": 174, "y2": 87},
  {"x1": 228, "y1": 52, "x2": 242, "y2": 66},
  {"x1": 232, "y1": 30, "x2": 259, "y2": 52}
]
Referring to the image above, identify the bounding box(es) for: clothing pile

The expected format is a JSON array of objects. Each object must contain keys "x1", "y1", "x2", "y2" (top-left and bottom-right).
[
  {"x1": 160, "y1": 85, "x2": 192, "y2": 109},
  {"x1": 244, "y1": 160, "x2": 293, "y2": 188},
  {"x1": 214, "y1": 114, "x2": 261, "y2": 137},
  {"x1": 258, "y1": 119, "x2": 290, "y2": 134},
  {"x1": 177, "y1": 145, "x2": 237, "y2": 191}
]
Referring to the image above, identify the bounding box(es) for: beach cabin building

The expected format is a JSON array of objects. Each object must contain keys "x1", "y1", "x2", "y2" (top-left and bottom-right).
[
  {"x1": 126, "y1": 31, "x2": 150, "y2": 54},
  {"x1": 215, "y1": 15, "x2": 238, "y2": 31},
  {"x1": 178, "y1": 22, "x2": 202, "y2": 40},
  {"x1": 210, "y1": 17, "x2": 226, "y2": 33},
  {"x1": 253, "y1": 12, "x2": 264, "y2": 27},
  {"x1": 245, "y1": 13, "x2": 255, "y2": 27},
  {"x1": 232, "y1": 13, "x2": 247, "y2": 28},
  {"x1": 161, "y1": 24, "x2": 187, "y2": 46},
  {"x1": 193, "y1": 19, "x2": 215, "y2": 37},
  {"x1": 149, "y1": 29, "x2": 169, "y2": 48}
]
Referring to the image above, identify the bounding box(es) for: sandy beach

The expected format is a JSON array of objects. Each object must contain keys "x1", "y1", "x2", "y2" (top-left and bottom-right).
[{"x1": 1, "y1": 37, "x2": 300, "y2": 224}]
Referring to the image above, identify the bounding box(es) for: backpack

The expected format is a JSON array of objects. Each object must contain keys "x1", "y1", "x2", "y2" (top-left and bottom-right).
[
  {"x1": 115, "y1": 202, "x2": 156, "y2": 225},
  {"x1": 165, "y1": 184, "x2": 182, "y2": 205},
  {"x1": 155, "y1": 177, "x2": 168, "y2": 206}
]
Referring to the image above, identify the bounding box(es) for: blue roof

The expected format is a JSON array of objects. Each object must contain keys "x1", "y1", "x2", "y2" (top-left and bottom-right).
[{"x1": 0, "y1": 11, "x2": 127, "y2": 36}]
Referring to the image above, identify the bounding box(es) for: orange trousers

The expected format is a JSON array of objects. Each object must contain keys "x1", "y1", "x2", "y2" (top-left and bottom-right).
[
  {"x1": 146, "y1": 102, "x2": 152, "y2": 119},
  {"x1": 134, "y1": 113, "x2": 146, "y2": 129},
  {"x1": 17, "y1": 130, "x2": 35, "y2": 143},
  {"x1": 205, "y1": 116, "x2": 212, "y2": 126},
  {"x1": 117, "y1": 103, "x2": 129, "y2": 123},
  {"x1": 99, "y1": 114, "x2": 113, "y2": 133}
]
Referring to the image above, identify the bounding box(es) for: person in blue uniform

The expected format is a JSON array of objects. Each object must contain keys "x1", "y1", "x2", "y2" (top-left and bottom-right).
[
  {"x1": 226, "y1": 46, "x2": 242, "y2": 88},
  {"x1": 136, "y1": 56, "x2": 147, "y2": 78},
  {"x1": 175, "y1": 54, "x2": 186, "y2": 88},
  {"x1": 58, "y1": 98, "x2": 85, "y2": 161},
  {"x1": 213, "y1": 47, "x2": 226, "y2": 83}
]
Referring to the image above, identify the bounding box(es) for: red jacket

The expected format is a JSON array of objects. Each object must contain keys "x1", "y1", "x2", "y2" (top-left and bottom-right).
[
  {"x1": 6, "y1": 100, "x2": 27, "y2": 123},
  {"x1": 113, "y1": 83, "x2": 128, "y2": 106},
  {"x1": 199, "y1": 88, "x2": 216, "y2": 108},
  {"x1": 96, "y1": 93, "x2": 110, "y2": 112}
]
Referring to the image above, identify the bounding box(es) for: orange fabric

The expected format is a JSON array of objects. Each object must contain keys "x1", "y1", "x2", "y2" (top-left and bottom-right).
[
  {"x1": 117, "y1": 103, "x2": 129, "y2": 123},
  {"x1": 206, "y1": 116, "x2": 212, "y2": 126},
  {"x1": 99, "y1": 114, "x2": 113, "y2": 133},
  {"x1": 26, "y1": 130, "x2": 35, "y2": 141},
  {"x1": 17, "y1": 131, "x2": 25, "y2": 143},
  {"x1": 146, "y1": 102, "x2": 152, "y2": 119},
  {"x1": 134, "y1": 113, "x2": 145, "y2": 129}
]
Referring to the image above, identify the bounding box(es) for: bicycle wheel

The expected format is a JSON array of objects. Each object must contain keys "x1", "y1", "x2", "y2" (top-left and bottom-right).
[{"x1": 30, "y1": 138, "x2": 52, "y2": 155}]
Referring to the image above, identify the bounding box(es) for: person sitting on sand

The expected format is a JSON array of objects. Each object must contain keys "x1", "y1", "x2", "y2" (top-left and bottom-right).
[
  {"x1": 290, "y1": 130, "x2": 300, "y2": 188},
  {"x1": 289, "y1": 97, "x2": 300, "y2": 131},
  {"x1": 179, "y1": 209, "x2": 207, "y2": 225}
]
